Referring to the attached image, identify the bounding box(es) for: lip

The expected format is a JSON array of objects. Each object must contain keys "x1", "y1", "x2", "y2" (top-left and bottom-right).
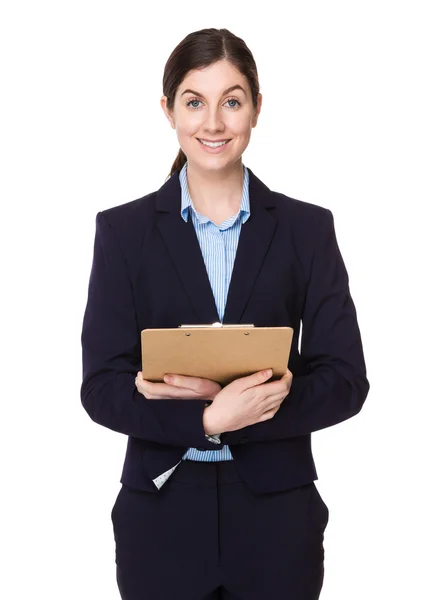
[
  {"x1": 197, "y1": 138, "x2": 232, "y2": 154},
  {"x1": 198, "y1": 138, "x2": 232, "y2": 143}
]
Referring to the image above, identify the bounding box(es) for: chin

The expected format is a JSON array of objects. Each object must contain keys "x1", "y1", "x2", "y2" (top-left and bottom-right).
[
  {"x1": 196, "y1": 159, "x2": 236, "y2": 172},
  {"x1": 192, "y1": 150, "x2": 243, "y2": 167}
]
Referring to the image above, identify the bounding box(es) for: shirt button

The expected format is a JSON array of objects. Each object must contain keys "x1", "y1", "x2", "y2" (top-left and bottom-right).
[{"x1": 239, "y1": 437, "x2": 249, "y2": 444}]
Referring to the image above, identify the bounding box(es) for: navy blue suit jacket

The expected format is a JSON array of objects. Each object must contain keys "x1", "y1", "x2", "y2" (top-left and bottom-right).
[{"x1": 80, "y1": 166, "x2": 370, "y2": 494}]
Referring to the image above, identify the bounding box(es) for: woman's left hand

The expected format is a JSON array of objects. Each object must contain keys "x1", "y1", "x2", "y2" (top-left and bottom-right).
[{"x1": 135, "y1": 371, "x2": 222, "y2": 400}]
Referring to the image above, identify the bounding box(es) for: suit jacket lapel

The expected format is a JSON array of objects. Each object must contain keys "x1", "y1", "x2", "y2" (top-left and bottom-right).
[
  {"x1": 223, "y1": 167, "x2": 277, "y2": 323},
  {"x1": 155, "y1": 167, "x2": 277, "y2": 325},
  {"x1": 155, "y1": 172, "x2": 218, "y2": 323}
]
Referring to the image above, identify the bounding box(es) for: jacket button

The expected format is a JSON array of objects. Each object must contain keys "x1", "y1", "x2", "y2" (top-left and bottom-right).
[
  {"x1": 239, "y1": 437, "x2": 249, "y2": 444},
  {"x1": 196, "y1": 448, "x2": 207, "y2": 451}
]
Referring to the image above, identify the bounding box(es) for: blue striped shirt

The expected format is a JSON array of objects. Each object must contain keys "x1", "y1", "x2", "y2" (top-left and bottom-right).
[
  {"x1": 181, "y1": 161, "x2": 250, "y2": 462},
  {"x1": 151, "y1": 160, "x2": 251, "y2": 489}
]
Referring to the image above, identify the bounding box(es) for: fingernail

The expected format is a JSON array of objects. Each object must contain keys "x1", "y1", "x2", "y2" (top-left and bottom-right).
[
  {"x1": 164, "y1": 375, "x2": 173, "y2": 383},
  {"x1": 264, "y1": 369, "x2": 272, "y2": 377}
]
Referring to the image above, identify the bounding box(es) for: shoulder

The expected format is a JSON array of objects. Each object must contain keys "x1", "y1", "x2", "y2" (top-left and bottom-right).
[
  {"x1": 264, "y1": 188, "x2": 335, "y2": 252},
  {"x1": 98, "y1": 189, "x2": 158, "y2": 233},
  {"x1": 271, "y1": 189, "x2": 333, "y2": 230},
  {"x1": 248, "y1": 167, "x2": 333, "y2": 232},
  {"x1": 91, "y1": 189, "x2": 159, "y2": 271}
]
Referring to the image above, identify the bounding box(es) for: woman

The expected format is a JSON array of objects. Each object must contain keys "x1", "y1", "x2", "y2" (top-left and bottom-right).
[{"x1": 80, "y1": 27, "x2": 370, "y2": 600}]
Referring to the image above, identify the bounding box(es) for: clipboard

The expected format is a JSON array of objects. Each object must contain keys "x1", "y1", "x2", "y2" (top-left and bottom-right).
[{"x1": 141, "y1": 322, "x2": 294, "y2": 386}]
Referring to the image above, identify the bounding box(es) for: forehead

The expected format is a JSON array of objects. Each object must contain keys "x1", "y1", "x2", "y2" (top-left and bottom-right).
[{"x1": 179, "y1": 60, "x2": 248, "y2": 94}]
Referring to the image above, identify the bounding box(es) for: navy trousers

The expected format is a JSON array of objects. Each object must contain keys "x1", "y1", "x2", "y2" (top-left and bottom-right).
[{"x1": 111, "y1": 459, "x2": 329, "y2": 600}]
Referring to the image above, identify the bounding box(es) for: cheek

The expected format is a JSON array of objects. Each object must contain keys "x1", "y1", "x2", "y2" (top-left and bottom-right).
[
  {"x1": 176, "y1": 114, "x2": 201, "y2": 137},
  {"x1": 227, "y1": 115, "x2": 253, "y2": 137}
]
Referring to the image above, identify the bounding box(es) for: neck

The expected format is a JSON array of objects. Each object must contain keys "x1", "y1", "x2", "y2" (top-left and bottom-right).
[{"x1": 186, "y1": 160, "x2": 245, "y2": 216}]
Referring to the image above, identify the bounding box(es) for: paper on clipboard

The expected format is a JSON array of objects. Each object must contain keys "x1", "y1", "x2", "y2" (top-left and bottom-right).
[{"x1": 141, "y1": 323, "x2": 294, "y2": 386}]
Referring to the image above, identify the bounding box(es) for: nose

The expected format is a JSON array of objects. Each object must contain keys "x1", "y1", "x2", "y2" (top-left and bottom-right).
[{"x1": 202, "y1": 105, "x2": 225, "y2": 134}]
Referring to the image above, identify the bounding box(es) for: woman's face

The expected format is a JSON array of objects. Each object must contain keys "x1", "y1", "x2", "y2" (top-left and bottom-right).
[{"x1": 161, "y1": 59, "x2": 262, "y2": 173}]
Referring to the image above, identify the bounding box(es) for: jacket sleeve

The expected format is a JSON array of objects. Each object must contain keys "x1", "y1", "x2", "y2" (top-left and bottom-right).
[
  {"x1": 221, "y1": 208, "x2": 370, "y2": 445},
  {"x1": 80, "y1": 211, "x2": 222, "y2": 450}
]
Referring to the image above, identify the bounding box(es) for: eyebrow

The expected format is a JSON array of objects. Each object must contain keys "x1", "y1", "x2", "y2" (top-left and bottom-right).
[{"x1": 180, "y1": 84, "x2": 247, "y2": 98}]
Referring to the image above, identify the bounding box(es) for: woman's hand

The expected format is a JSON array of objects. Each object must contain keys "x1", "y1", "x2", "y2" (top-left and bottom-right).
[
  {"x1": 203, "y1": 368, "x2": 293, "y2": 434},
  {"x1": 135, "y1": 371, "x2": 222, "y2": 400}
]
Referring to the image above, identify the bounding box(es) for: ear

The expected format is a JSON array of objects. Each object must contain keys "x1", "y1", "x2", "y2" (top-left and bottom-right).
[
  {"x1": 160, "y1": 95, "x2": 176, "y2": 129},
  {"x1": 252, "y1": 93, "x2": 262, "y2": 128}
]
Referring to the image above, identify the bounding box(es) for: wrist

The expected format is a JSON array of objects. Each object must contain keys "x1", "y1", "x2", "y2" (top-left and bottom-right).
[{"x1": 203, "y1": 403, "x2": 222, "y2": 436}]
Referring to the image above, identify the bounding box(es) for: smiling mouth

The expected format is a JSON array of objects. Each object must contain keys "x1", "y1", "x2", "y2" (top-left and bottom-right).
[{"x1": 197, "y1": 139, "x2": 232, "y2": 148}]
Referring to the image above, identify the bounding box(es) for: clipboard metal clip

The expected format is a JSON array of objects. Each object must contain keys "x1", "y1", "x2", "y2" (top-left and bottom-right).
[{"x1": 179, "y1": 322, "x2": 255, "y2": 328}]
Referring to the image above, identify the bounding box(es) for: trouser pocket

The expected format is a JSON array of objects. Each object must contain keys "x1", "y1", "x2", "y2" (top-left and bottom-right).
[
  {"x1": 311, "y1": 482, "x2": 329, "y2": 530},
  {"x1": 111, "y1": 485, "x2": 125, "y2": 524}
]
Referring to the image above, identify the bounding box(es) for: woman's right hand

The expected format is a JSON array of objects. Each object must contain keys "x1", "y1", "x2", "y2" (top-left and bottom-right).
[{"x1": 204, "y1": 368, "x2": 292, "y2": 434}]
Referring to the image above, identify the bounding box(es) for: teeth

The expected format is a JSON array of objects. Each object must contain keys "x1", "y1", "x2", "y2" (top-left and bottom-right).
[{"x1": 199, "y1": 139, "x2": 229, "y2": 148}]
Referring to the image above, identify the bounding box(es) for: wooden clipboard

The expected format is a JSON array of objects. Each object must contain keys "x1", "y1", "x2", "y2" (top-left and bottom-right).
[{"x1": 141, "y1": 323, "x2": 294, "y2": 386}]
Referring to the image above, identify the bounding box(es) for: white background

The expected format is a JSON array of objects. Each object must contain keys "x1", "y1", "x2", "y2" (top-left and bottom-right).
[{"x1": 1, "y1": 1, "x2": 430, "y2": 598}]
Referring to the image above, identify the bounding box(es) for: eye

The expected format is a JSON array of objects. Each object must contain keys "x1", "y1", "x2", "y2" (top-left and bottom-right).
[
  {"x1": 186, "y1": 99, "x2": 203, "y2": 109},
  {"x1": 225, "y1": 98, "x2": 241, "y2": 108},
  {"x1": 185, "y1": 98, "x2": 242, "y2": 110}
]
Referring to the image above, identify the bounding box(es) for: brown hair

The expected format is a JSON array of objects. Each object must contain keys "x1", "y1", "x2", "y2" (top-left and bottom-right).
[{"x1": 162, "y1": 28, "x2": 260, "y2": 179}]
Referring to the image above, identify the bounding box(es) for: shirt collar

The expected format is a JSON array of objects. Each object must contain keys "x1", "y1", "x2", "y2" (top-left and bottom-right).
[{"x1": 179, "y1": 161, "x2": 250, "y2": 227}]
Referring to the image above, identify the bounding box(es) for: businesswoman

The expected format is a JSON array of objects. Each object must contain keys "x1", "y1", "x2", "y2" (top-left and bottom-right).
[{"x1": 80, "y1": 28, "x2": 370, "y2": 600}]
